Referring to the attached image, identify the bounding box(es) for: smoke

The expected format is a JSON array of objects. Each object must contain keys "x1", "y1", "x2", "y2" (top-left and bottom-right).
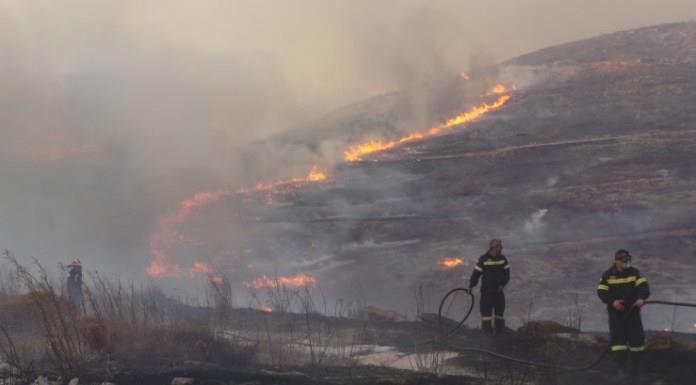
[
  {"x1": 345, "y1": 2, "x2": 473, "y2": 88},
  {"x1": 2, "y1": 0, "x2": 696, "y2": 285},
  {"x1": 0, "y1": 1, "x2": 310, "y2": 275},
  {"x1": 546, "y1": 176, "x2": 560, "y2": 187},
  {"x1": 524, "y1": 209, "x2": 549, "y2": 236}
]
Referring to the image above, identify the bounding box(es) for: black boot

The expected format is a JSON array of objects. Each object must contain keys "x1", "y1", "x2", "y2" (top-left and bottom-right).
[
  {"x1": 482, "y1": 319, "x2": 493, "y2": 334},
  {"x1": 494, "y1": 317, "x2": 506, "y2": 334},
  {"x1": 613, "y1": 350, "x2": 628, "y2": 379}
]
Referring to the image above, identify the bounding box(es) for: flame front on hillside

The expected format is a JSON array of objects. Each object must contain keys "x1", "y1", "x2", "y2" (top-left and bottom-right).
[
  {"x1": 243, "y1": 273, "x2": 318, "y2": 289},
  {"x1": 343, "y1": 84, "x2": 512, "y2": 161},
  {"x1": 307, "y1": 166, "x2": 329, "y2": 182},
  {"x1": 439, "y1": 257, "x2": 464, "y2": 269},
  {"x1": 147, "y1": 167, "x2": 329, "y2": 278},
  {"x1": 147, "y1": 81, "x2": 515, "y2": 280}
]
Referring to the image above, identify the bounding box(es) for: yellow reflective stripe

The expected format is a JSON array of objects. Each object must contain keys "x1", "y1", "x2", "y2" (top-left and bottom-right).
[
  {"x1": 474, "y1": 265, "x2": 483, "y2": 272},
  {"x1": 494, "y1": 315, "x2": 505, "y2": 320},
  {"x1": 481, "y1": 316, "x2": 493, "y2": 321},
  {"x1": 607, "y1": 276, "x2": 637, "y2": 285},
  {"x1": 611, "y1": 345, "x2": 628, "y2": 351},
  {"x1": 597, "y1": 284, "x2": 610, "y2": 291},
  {"x1": 635, "y1": 277, "x2": 648, "y2": 286},
  {"x1": 629, "y1": 346, "x2": 645, "y2": 352},
  {"x1": 503, "y1": 264, "x2": 510, "y2": 269},
  {"x1": 483, "y1": 260, "x2": 506, "y2": 266}
]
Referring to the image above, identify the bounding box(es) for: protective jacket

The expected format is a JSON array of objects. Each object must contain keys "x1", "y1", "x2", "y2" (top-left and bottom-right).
[
  {"x1": 597, "y1": 265, "x2": 650, "y2": 309},
  {"x1": 470, "y1": 253, "x2": 510, "y2": 292},
  {"x1": 597, "y1": 264, "x2": 650, "y2": 372}
]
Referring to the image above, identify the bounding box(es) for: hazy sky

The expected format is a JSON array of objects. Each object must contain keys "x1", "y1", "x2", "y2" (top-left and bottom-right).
[{"x1": 1, "y1": 0, "x2": 695, "y2": 277}]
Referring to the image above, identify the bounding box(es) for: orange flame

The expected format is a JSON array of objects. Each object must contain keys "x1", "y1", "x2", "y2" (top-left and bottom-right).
[
  {"x1": 208, "y1": 274, "x2": 226, "y2": 285},
  {"x1": 343, "y1": 84, "x2": 512, "y2": 161},
  {"x1": 439, "y1": 257, "x2": 464, "y2": 269},
  {"x1": 190, "y1": 261, "x2": 211, "y2": 274},
  {"x1": 147, "y1": 167, "x2": 329, "y2": 278},
  {"x1": 243, "y1": 273, "x2": 318, "y2": 289},
  {"x1": 147, "y1": 81, "x2": 516, "y2": 281},
  {"x1": 261, "y1": 306, "x2": 274, "y2": 313},
  {"x1": 307, "y1": 166, "x2": 328, "y2": 182},
  {"x1": 459, "y1": 71, "x2": 470, "y2": 81},
  {"x1": 488, "y1": 84, "x2": 507, "y2": 95}
]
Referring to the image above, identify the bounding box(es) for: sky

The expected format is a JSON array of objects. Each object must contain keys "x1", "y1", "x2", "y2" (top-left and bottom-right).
[{"x1": 1, "y1": 0, "x2": 695, "y2": 278}]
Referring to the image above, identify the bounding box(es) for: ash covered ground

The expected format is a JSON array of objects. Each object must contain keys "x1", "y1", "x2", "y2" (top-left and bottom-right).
[
  {"x1": 169, "y1": 22, "x2": 696, "y2": 332},
  {"x1": 3, "y1": 21, "x2": 696, "y2": 385}
]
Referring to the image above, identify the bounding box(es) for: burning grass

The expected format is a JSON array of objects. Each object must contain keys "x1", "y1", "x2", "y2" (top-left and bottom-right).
[
  {"x1": 243, "y1": 273, "x2": 318, "y2": 289},
  {"x1": 438, "y1": 257, "x2": 464, "y2": 269},
  {"x1": 147, "y1": 167, "x2": 330, "y2": 279},
  {"x1": 342, "y1": 84, "x2": 512, "y2": 161},
  {"x1": 146, "y1": 83, "x2": 513, "y2": 279}
]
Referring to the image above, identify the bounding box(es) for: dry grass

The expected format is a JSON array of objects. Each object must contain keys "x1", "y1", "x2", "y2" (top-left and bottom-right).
[
  {"x1": 242, "y1": 280, "x2": 369, "y2": 370},
  {"x1": 5, "y1": 251, "x2": 90, "y2": 376},
  {"x1": 0, "y1": 254, "x2": 374, "y2": 381},
  {"x1": 0, "y1": 251, "x2": 255, "y2": 378}
]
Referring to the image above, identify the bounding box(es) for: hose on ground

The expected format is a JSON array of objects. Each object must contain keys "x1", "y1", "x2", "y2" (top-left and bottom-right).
[{"x1": 436, "y1": 287, "x2": 696, "y2": 371}]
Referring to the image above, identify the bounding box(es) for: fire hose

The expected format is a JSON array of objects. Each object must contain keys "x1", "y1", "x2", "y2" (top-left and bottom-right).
[{"x1": 435, "y1": 287, "x2": 696, "y2": 371}]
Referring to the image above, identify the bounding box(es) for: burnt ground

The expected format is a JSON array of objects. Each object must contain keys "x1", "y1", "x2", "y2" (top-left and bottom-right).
[
  {"x1": 63, "y1": 21, "x2": 696, "y2": 385},
  {"x1": 57, "y1": 309, "x2": 696, "y2": 385},
  {"x1": 122, "y1": 307, "x2": 696, "y2": 385},
  {"x1": 180, "y1": 21, "x2": 696, "y2": 331},
  {"x1": 1, "y1": 289, "x2": 695, "y2": 385}
]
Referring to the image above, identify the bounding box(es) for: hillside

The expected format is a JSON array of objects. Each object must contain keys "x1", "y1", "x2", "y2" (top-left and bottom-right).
[{"x1": 172, "y1": 22, "x2": 696, "y2": 332}]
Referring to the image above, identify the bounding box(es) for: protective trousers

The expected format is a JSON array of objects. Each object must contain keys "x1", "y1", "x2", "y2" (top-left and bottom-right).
[
  {"x1": 609, "y1": 308, "x2": 645, "y2": 375},
  {"x1": 480, "y1": 290, "x2": 505, "y2": 333}
]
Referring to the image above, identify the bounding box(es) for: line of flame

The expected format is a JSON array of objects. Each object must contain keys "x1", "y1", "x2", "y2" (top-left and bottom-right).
[
  {"x1": 147, "y1": 167, "x2": 328, "y2": 277},
  {"x1": 147, "y1": 83, "x2": 513, "y2": 279},
  {"x1": 343, "y1": 85, "x2": 511, "y2": 161},
  {"x1": 243, "y1": 273, "x2": 318, "y2": 289}
]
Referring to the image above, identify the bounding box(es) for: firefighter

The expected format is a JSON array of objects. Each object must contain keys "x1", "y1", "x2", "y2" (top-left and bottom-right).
[
  {"x1": 66, "y1": 259, "x2": 83, "y2": 308},
  {"x1": 469, "y1": 239, "x2": 510, "y2": 333},
  {"x1": 597, "y1": 249, "x2": 650, "y2": 378}
]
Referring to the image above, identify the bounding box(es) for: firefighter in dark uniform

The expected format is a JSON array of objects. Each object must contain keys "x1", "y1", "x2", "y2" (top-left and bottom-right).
[
  {"x1": 66, "y1": 259, "x2": 83, "y2": 308},
  {"x1": 469, "y1": 239, "x2": 510, "y2": 333},
  {"x1": 597, "y1": 249, "x2": 650, "y2": 378}
]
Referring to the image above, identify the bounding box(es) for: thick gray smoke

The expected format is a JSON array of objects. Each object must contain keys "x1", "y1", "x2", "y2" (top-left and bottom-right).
[
  {"x1": 0, "y1": 2, "x2": 308, "y2": 277},
  {"x1": 2, "y1": 0, "x2": 696, "y2": 286}
]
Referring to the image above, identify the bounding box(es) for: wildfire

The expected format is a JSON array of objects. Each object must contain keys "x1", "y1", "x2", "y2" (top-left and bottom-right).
[
  {"x1": 147, "y1": 80, "x2": 516, "y2": 282},
  {"x1": 439, "y1": 257, "x2": 464, "y2": 269},
  {"x1": 307, "y1": 166, "x2": 328, "y2": 182},
  {"x1": 208, "y1": 274, "x2": 226, "y2": 285},
  {"x1": 262, "y1": 306, "x2": 274, "y2": 313},
  {"x1": 488, "y1": 84, "x2": 508, "y2": 95},
  {"x1": 147, "y1": 167, "x2": 329, "y2": 278},
  {"x1": 191, "y1": 261, "x2": 211, "y2": 274},
  {"x1": 343, "y1": 84, "x2": 512, "y2": 161},
  {"x1": 243, "y1": 273, "x2": 318, "y2": 289}
]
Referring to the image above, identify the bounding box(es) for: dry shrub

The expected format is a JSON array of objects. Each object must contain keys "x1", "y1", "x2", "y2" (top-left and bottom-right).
[
  {"x1": 2, "y1": 251, "x2": 255, "y2": 376},
  {"x1": 5, "y1": 251, "x2": 90, "y2": 377},
  {"x1": 0, "y1": 293, "x2": 45, "y2": 332}
]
